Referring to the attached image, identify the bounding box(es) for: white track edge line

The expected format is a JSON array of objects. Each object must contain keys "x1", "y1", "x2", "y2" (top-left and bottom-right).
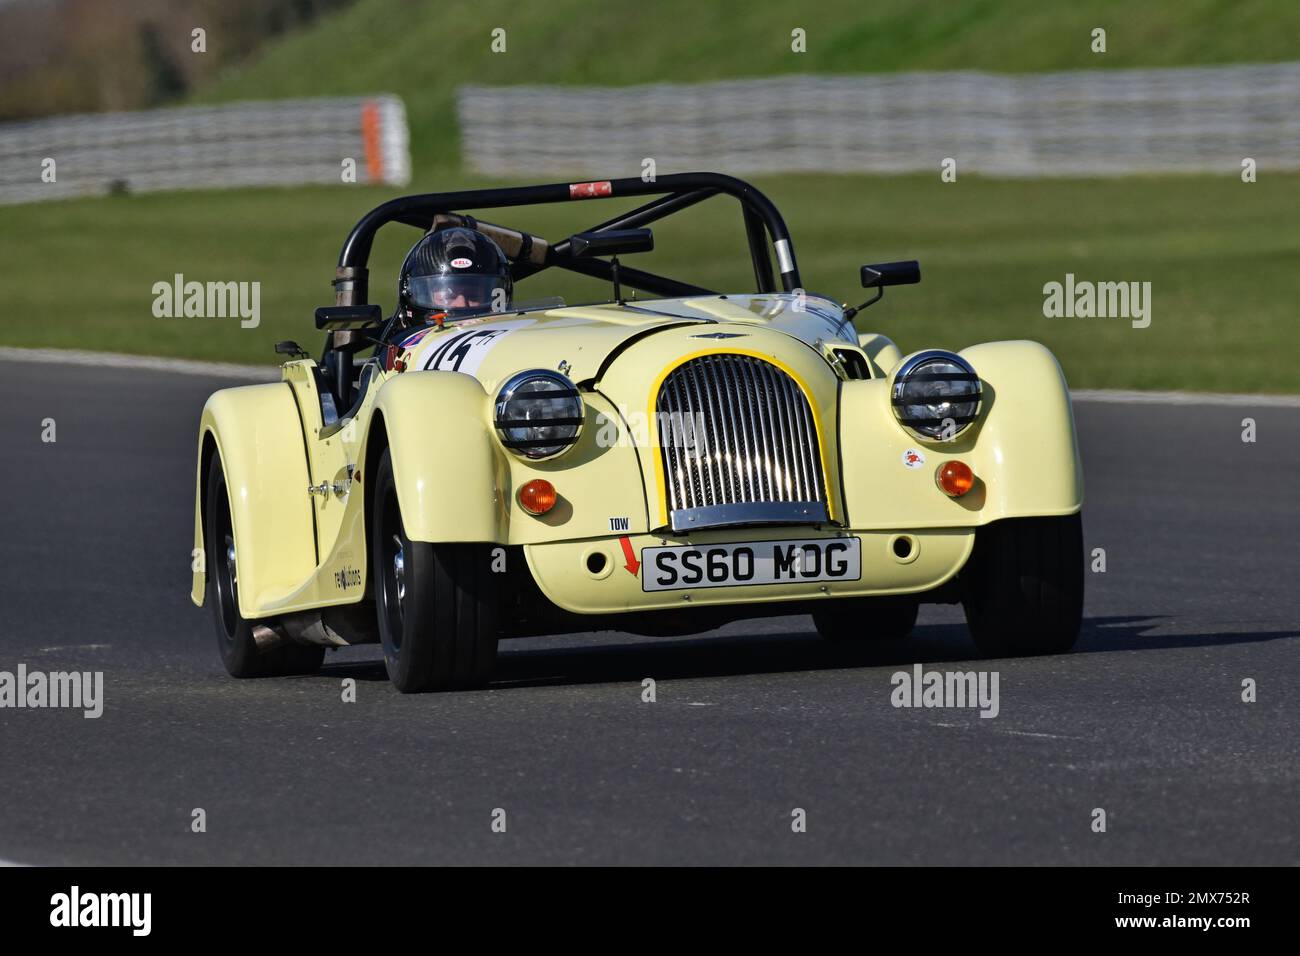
[
  {"x1": 0, "y1": 347, "x2": 277, "y2": 381},
  {"x1": 1068, "y1": 388, "x2": 1300, "y2": 407},
  {"x1": 2, "y1": 347, "x2": 1298, "y2": 406}
]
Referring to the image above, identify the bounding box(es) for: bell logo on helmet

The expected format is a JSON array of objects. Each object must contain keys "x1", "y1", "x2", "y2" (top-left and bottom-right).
[{"x1": 451, "y1": 257, "x2": 473, "y2": 269}]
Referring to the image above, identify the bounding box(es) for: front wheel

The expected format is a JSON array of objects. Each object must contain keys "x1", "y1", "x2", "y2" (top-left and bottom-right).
[
  {"x1": 205, "y1": 453, "x2": 325, "y2": 678},
  {"x1": 961, "y1": 513, "x2": 1084, "y2": 657},
  {"x1": 372, "y1": 449, "x2": 499, "y2": 693}
]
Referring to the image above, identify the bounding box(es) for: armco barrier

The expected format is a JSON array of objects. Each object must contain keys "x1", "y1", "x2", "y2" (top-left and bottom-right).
[
  {"x1": 458, "y1": 64, "x2": 1300, "y2": 178},
  {"x1": 0, "y1": 95, "x2": 410, "y2": 204}
]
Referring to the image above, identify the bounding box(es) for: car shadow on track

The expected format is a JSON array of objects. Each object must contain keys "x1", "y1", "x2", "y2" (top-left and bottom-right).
[
  {"x1": 1074, "y1": 614, "x2": 1299, "y2": 653},
  {"x1": 315, "y1": 615, "x2": 1297, "y2": 690}
]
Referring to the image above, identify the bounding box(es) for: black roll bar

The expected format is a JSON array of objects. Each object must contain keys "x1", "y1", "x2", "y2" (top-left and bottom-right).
[{"x1": 334, "y1": 172, "x2": 801, "y2": 304}]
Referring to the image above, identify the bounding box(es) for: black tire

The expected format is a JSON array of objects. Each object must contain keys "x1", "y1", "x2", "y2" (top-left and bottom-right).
[
  {"x1": 813, "y1": 596, "x2": 919, "y2": 642},
  {"x1": 205, "y1": 453, "x2": 325, "y2": 678},
  {"x1": 372, "y1": 448, "x2": 499, "y2": 692},
  {"x1": 960, "y1": 513, "x2": 1084, "y2": 657}
]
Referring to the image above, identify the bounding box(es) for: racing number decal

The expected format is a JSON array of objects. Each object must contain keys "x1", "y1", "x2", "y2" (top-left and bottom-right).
[
  {"x1": 414, "y1": 319, "x2": 533, "y2": 376},
  {"x1": 421, "y1": 328, "x2": 509, "y2": 373}
]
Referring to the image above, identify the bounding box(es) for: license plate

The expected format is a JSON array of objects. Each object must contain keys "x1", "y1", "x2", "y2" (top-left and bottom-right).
[{"x1": 641, "y1": 537, "x2": 862, "y2": 592}]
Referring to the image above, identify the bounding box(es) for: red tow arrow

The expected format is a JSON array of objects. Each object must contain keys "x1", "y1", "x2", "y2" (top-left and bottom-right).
[{"x1": 618, "y1": 536, "x2": 640, "y2": 576}]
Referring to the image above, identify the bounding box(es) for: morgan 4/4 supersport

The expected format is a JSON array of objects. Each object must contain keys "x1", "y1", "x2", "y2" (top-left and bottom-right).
[{"x1": 191, "y1": 172, "x2": 1084, "y2": 692}]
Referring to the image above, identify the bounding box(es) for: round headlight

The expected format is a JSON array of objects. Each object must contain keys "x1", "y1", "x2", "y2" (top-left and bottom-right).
[
  {"x1": 494, "y1": 370, "x2": 584, "y2": 460},
  {"x1": 890, "y1": 351, "x2": 982, "y2": 440}
]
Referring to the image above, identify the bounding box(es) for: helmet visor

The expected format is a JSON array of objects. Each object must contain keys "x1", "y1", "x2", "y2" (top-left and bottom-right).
[{"x1": 407, "y1": 275, "x2": 508, "y2": 314}]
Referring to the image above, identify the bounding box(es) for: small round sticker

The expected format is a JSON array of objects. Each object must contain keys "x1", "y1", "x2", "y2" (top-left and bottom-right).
[
  {"x1": 902, "y1": 448, "x2": 926, "y2": 469},
  {"x1": 450, "y1": 257, "x2": 473, "y2": 269}
]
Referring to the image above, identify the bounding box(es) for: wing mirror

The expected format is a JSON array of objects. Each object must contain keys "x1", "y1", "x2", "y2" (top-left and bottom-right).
[
  {"x1": 568, "y1": 228, "x2": 654, "y2": 258},
  {"x1": 860, "y1": 260, "x2": 921, "y2": 288},
  {"x1": 566, "y1": 228, "x2": 654, "y2": 304},
  {"x1": 841, "y1": 259, "x2": 922, "y2": 324}
]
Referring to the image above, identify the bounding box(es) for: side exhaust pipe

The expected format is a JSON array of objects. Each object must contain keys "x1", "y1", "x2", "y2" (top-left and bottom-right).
[
  {"x1": 251, "y1": 623, "x2": 292, "y2": 653},
  {"x1": 252, "y1": 605, "x2": 377, "y2": 653}
]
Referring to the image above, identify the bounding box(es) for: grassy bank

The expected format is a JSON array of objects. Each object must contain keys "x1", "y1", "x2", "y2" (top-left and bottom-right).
[
  {"x1": 4, "y1": 170, "x2": 1295, "y2": 392},
  {"x1": 193, "y1": 0, "x2": 1300, "y2": 173}
]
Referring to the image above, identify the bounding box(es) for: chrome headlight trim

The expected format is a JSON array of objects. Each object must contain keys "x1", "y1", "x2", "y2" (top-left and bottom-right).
[
  {"x1": 493, "y1": 369, "x2": 585, "y2": 460},
  {"x1": 890, "y1": 350, "x2": 983, "y2": 441}
]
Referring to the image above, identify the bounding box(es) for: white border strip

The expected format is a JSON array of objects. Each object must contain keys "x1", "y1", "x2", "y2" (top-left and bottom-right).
[
  {"x1": 1069, "y1": 388, "x2": 1300, "y2": 408},
  {"x1": 1, "y1": 347, "x2": 1298, "y2": 406},
  {"x1": 0, "y1": 347, "x2": 278, "y2": 382}
]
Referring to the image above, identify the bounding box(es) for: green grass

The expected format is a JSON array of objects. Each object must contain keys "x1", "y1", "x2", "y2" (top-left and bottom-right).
[
  {"x1": 4, "y1": 170, "x2": 1297, "y2": 392},
  {"x1": 4, "y1": 0, "x2": 1296, "y2": 389},
  {"x1": 194, "y1": 0, "x2": 1300, "y2": 172}
]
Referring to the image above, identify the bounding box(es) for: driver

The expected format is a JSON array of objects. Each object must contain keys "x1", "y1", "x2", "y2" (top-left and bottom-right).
[{"x1": 396, "y1": 226, "x2": 513, "y2": 326}]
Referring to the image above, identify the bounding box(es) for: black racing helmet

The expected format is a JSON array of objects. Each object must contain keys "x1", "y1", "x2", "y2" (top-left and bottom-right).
[{"x1": 397, "y1": 226, "x2": 513, "y2": 321}]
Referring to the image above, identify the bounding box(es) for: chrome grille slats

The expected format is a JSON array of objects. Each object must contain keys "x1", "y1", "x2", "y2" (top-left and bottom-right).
[
  {"x1": 712, "y1": 353, "x2": 743, "y2": 502},
  {"x1": 764, "y1": 361, "x2": 788, "y2": 500},
  {"x1": 693, "y1": 358, "x2": 728, "y2": 504},
  {"x1": 758, "y1": 359, "x2": 793, "y2": 501},
  {"x1": 775, "y1": 356, "x2": 808, "y2": 499},
  {"x1": 658, "y1": 376, "x2": 674, "y2": 508},
  {"x1": 676, "y1": 373, "x2": 693, "y2": 511},
  {"x1": 805, "y1": 393, "x2": 824, "y2": 499},
  {"x1": 655, "y1": 353, "x2": 829, "y2": 532},
  {"x1": 718, "y1": 355, "x2": 752, "y2": 501},
  {"x1": 750, "y1": 358, "x2": 776, "y2": 500},
  {"x1": 738, "y1": 358, "x2": 761, "y2": 501},
  {"x1": 793, "y1": 369, "x2": 820, "y2": 498},
  {"x1": 668, "y1": 370, "x2": 692, "y2": 508},
  {"x1": 677, "y1": 371, "x2": 704, "y2": 509},
  {"x1": 685, "y1": 361, "x2": 719, "y2": 507},
  {"x1": 660, "y1": 374, "x2": 684, "y2": 512},
  {"x1": 713, "y1": 355, "x2": 743, "y2": 502},
  {"x1": 740, "y1": 358, "x2": 764, "y2": 498}
]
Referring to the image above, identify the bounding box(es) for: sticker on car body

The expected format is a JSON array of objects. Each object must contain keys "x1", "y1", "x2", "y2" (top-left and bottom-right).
[
  {"x1": 642, "y1": 537, "x2": 861, "y2": 592},
  {"x1": 398, "y1": 327, "x2": 435, "y2": 349},
  {"x1": 410, "y1": 318, "x2": 533, "y2": 376}
]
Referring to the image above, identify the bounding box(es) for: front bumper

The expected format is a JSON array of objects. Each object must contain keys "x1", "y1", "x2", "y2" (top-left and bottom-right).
[{"x1": 523, "y1": 526, "x2": 974, "y2": 615}]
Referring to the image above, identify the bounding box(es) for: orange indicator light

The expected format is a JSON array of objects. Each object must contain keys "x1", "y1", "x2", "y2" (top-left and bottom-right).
[
  {"x1": 936, "y1": 460, "x2": 975, "y2": 497},
  {"x1": 519, "y1": 479, "x2": 558, "y2": 515}
]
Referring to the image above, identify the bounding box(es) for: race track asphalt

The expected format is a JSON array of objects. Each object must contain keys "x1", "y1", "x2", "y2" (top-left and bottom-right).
[{"x1": 0, "y1": 358, "x2": 1295, "y2": 865}]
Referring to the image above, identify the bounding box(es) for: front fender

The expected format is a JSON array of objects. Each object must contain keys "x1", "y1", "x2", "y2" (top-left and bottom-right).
[
  {"x1": 372, "y1": 371, "x2": 503, "y2": 542},
  {"x1": 957, "y1": 339, "x2": 1083, "y2": 519},
  {"x1": 857, "y1": 332, "x2": 903, "y2": 378},
  {"x1": 371, "y1": 370, "x2": 651, "y2": 545},
  {"x1": 838, "y1": 340, "x2": 1082, "y2": 528}
]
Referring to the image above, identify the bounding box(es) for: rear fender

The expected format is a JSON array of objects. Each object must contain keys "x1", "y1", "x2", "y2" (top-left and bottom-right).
[{"x1": 192, "y1": 383, "x2": 317, "y2": 614}]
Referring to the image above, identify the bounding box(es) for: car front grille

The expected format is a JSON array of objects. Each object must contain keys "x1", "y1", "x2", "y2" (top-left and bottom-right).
[{"x1": 654, "y1": 353, "x2": 829, "y2": 532}]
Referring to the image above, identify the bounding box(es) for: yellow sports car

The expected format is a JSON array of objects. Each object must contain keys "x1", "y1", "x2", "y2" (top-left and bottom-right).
[{"x1": 191, "y1": 173, "x2": 1084, "y2": 692}]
